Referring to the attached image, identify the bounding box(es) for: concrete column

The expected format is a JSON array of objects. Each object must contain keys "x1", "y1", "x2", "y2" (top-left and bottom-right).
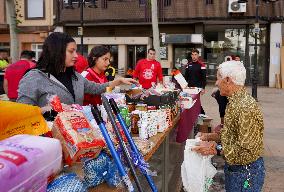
[
  {"x1": 269, "y1": 23, "x2": 282, "y2": 87},
  {"x1": 160, "y1": 44, "x2": 173, "y2": 75},
  {"x1": 118, "y1": 44, "x2": 127, "y2": 75}
]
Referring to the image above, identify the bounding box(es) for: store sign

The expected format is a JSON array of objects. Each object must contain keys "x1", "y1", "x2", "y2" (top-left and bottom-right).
[
  {"x1": 165, "y1": 34, "x2": 203, "y2": 44},
  {"x1": 78, "y1": 27, "x2": 83, "y2": 36}
]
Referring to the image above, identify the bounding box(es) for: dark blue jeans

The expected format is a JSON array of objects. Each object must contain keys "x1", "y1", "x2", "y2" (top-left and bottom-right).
[{"x1": 224, "y1": 157, "x2": 265, "y2": 192}]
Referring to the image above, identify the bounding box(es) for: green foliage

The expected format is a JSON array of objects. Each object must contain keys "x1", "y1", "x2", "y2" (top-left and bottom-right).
[{"x1": 12, "y1": 0, "x2": 22, "y2": 33}]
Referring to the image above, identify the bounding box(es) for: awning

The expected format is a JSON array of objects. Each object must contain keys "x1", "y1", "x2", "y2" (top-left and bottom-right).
[{"x1": 164, "y1": 34, "x2": 203, "y2": 44}]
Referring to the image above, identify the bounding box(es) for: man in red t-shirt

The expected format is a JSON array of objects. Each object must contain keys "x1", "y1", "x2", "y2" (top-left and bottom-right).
[
  {"x1": 133, "y1": 48, "x2": 163, "y2": 89},
  {"x1": 4, "y1": 50, "x2": 36, "y2": 101},
  {"x1": 74, "y1": 53, "x2": 88, "y2": 73}
]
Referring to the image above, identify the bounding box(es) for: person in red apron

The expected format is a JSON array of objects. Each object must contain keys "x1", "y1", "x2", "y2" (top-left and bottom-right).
[{"x1": 81, "y1": 46, "x2": 110, "y2": 106}]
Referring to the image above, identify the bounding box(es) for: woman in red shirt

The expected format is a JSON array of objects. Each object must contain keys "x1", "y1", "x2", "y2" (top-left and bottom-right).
[{"x1": 82, "y1": 45, "x2": 111, "y2": 106}]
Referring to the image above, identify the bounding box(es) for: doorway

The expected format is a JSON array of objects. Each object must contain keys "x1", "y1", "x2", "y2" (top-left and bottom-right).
[
  {"x1": 173, "y1": 45, "x2": 196, "y2": 75},
  {"x1": 127, "y1": 45, "x2": 147, "y2": 70},
  {"x1": 248, "y1": 45, "x2": 268, "y2": 85}
]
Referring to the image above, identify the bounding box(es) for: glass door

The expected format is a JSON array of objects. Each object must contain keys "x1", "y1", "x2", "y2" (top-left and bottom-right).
[
  {"x1": 248, "y1": 45, "x2": 268, "y2": 85},
  {"x1": 127, "y1": 45, "x2": 147, "y2": 70},
  {"x1": 247, "y1": 27, "x2": 268, "y2": 85},
  {"x1": 173, "y1": 45, "x2": 195, "y2": 75}
]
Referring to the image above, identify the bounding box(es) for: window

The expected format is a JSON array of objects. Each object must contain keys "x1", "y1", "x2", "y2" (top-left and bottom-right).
[
  {"x1": 206, "y1": 0, "x2": 214, "y2": 4},
  {"x1": 31, "y1": 44, "x2": 43, "y2": 61},
  {"x1": 0, "y1": 43, "x2": 10, "y2": 52},
  {"x1": 63, "y1": 0, "x2": 92, "y2": 3},
  {"x1": 25, "y1": 0, "x2": 45, "y2": 19},
  {"x1": 139, "y1": 0, "x2": 146, "y2": 6},
  {"x1": 63, "y1": 0, "x2": 95, "y2": 6},
  {"x1": 101, "y1": 0, "x2": 108, "y2": 9},
  {"x1": 164, "y1": 0, "x2": 171, "y2": 7},
  {"x1": 127, "y1": 45, "x2": 147, "y2": 69}
]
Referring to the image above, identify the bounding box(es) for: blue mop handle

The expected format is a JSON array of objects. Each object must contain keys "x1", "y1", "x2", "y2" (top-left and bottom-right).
[
  {"x1": 109, "y1": 98, "x2": 158, "y2": 192},
  {"x1": 102, "y1": 96, "x2": 144, "y2": 192},
  {"x1": 91, "y1": 106, "x2": 134, "y2": 192}
]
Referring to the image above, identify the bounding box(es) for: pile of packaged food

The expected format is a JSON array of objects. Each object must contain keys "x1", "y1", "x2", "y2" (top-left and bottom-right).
[
  {"x1": 0, "y1": 87, "x2": 178, "y2": 191},
  {"x1": 0, "y1": 76, "x2": 201, "y2": 191}
]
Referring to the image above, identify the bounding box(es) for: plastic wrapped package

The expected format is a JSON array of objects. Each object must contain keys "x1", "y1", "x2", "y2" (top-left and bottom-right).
[
  {"x1": 138, "y1": 111, "x2": 158, "y2": 138},
  {"x1": 83, "y1": 151, "x2": 122, "y2": 188},
  {"x1": 104, "y1": 93, "x2": 126, "y2": 107},
  {"x1": 52, "y1": 111, "x2": 105, "y2": 164},
  {"x1": 0, "y1": 101, "x2": 49, "y2": 140},
  {"x1": 98, "y1": 105, "x2": 127, "y2": 145},
  {"x1": 47, "y1": 173, "x2": 88, "y2": 192},
  {"x1": 180, "y1": 95, "x2": 194, "y2": 110},
  {"x1": 157, "y1": 109, "x2": 168, "y2": 132},
  {"x1": 132, "y1": 137, "x2": 154, "y2": 156},
  {"x1": 0, "y1": 135, "x2": 62, "y2": 192}
]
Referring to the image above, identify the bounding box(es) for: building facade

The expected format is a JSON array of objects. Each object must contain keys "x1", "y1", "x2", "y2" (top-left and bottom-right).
[
  {"x1": 0, "y1": 0, "x2": 55, "y2": 61},
  {"x1": 60, "y1": 1, "x2": 283, "y2": 86}
]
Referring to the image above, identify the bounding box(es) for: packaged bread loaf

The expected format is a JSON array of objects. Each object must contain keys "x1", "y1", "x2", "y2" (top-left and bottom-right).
[{"x1": 52, "y1": 111, "x2": 105, "y2": 165}]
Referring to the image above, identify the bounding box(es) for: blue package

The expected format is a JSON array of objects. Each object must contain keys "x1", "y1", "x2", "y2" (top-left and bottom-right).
[
  {"x1": 47, "y1": 173, "x2": 88, "y2": 192},
  {"x1": 83, "y1": 151, "x2": 122, "y2": 187},
  {"x1": 105, "y1": 160, "x2": 122, "y2": 187}
]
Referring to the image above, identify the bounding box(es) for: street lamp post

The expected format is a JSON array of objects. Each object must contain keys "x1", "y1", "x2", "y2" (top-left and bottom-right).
[
  {"x1": 238, "y1": 0, "x2": 259, "y2": 100},
  {"x1": 79, "y1": 0, "x2": 84, "y2": 55},
  {"x1": 65, "y1": 0, "x2": 97, "y2": 55},
  {"x1": 252, "y1": 0, "x2": 260, "y2": 100},
  {"x1": 238, "y1": 0, "x2": 280, "y2": 100}
]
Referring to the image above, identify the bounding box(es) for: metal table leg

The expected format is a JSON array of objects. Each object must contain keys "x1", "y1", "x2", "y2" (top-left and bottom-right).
[{"x1": 162, "y1": 135, "x2": 169, "y2": 192}]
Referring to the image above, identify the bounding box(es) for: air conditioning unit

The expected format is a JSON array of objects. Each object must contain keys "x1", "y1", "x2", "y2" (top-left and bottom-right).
[{"x1": 228, "y1": 0, "x2": 246, "y2": 13}]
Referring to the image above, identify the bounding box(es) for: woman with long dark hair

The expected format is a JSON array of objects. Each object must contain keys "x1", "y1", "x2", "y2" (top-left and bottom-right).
[
  {"x1": 81, "y1": 45, "x2": 110, "y2": 106},
  {"x1": 17, "y1": 32, "x2": 136, "y2": 108}
]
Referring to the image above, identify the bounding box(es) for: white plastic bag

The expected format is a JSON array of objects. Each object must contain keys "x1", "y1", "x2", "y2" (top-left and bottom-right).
[{"x1": 181, "y1": 139, "x2": 217, "y2": 192}]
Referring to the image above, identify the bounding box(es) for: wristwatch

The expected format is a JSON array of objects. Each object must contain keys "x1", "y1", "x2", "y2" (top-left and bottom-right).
[{"x1": 216, "y1": 144, "x2": 222, "y2": 156}]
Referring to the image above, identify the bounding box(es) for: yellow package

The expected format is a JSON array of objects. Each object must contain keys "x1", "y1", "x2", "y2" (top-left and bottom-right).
[{"x1": 0, "y1": 101, "x2": 49, "y2": 140}]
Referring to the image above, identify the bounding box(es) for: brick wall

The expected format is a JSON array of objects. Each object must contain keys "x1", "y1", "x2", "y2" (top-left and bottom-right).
[
  {"x1": 0, "y1": 0, "x2": 6, "y2": 25},
  {"x1": 58, "y1": 0, "x2": 284, "y2": 24}
]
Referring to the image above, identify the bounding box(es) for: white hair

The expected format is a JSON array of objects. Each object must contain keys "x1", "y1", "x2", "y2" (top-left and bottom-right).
[{"x1": 218, "y1": 61, "x2": 246, "y2": 86}]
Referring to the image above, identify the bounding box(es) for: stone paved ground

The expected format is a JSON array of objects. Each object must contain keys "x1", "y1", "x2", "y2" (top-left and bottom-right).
[{"x1": 201, "y1": 84, "x2": 284, "y2": 192}]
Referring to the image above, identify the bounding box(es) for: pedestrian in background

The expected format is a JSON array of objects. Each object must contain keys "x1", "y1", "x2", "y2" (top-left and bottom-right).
[
  {"x1": 193, "y1": 61, "x2": 265, "y2": 191},
  {"x1": 185, "y1": 48, "x2": 206, "y2": 114},
  {"x1": 235, "y1": 55, "x2": 241, "y2": 61},
  {"x1": 0, "y1": 49, "x2": 9, "y2": 70},
  {"x1": 105, "y1": 63, "x2": 116, "y2": 81},
  {"x1": 74, "y1": 53, "x2": 88, "y2": 73},
  {"x1": 133, "y1": 48, "x2": 163, "y2": 89},
  {"x1": 3, "y1": 50, "x2": 36, "y2": 101}
]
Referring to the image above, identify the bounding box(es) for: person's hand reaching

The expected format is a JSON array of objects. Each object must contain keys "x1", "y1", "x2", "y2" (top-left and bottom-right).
[
  {"x1": 196, "y1": 132, "x2": 220, "y2": 142},
  {"x1": 192, "y1": 141, "x2": 217, "y2": 156},
  {"x1": 119, "y1": 78, "x2": 138, "y2": 85},
  {"x1": 109, "y1": 78, "x2": 139, "y2": 88}
]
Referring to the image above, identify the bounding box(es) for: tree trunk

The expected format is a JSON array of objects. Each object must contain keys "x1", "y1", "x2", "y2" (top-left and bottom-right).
[
  {"x1": 6, "y1": 0, "x2": 19, "y2": 63},
  {"x1": 151, "y1": 0, "x2": 161, "y2": 61}
]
